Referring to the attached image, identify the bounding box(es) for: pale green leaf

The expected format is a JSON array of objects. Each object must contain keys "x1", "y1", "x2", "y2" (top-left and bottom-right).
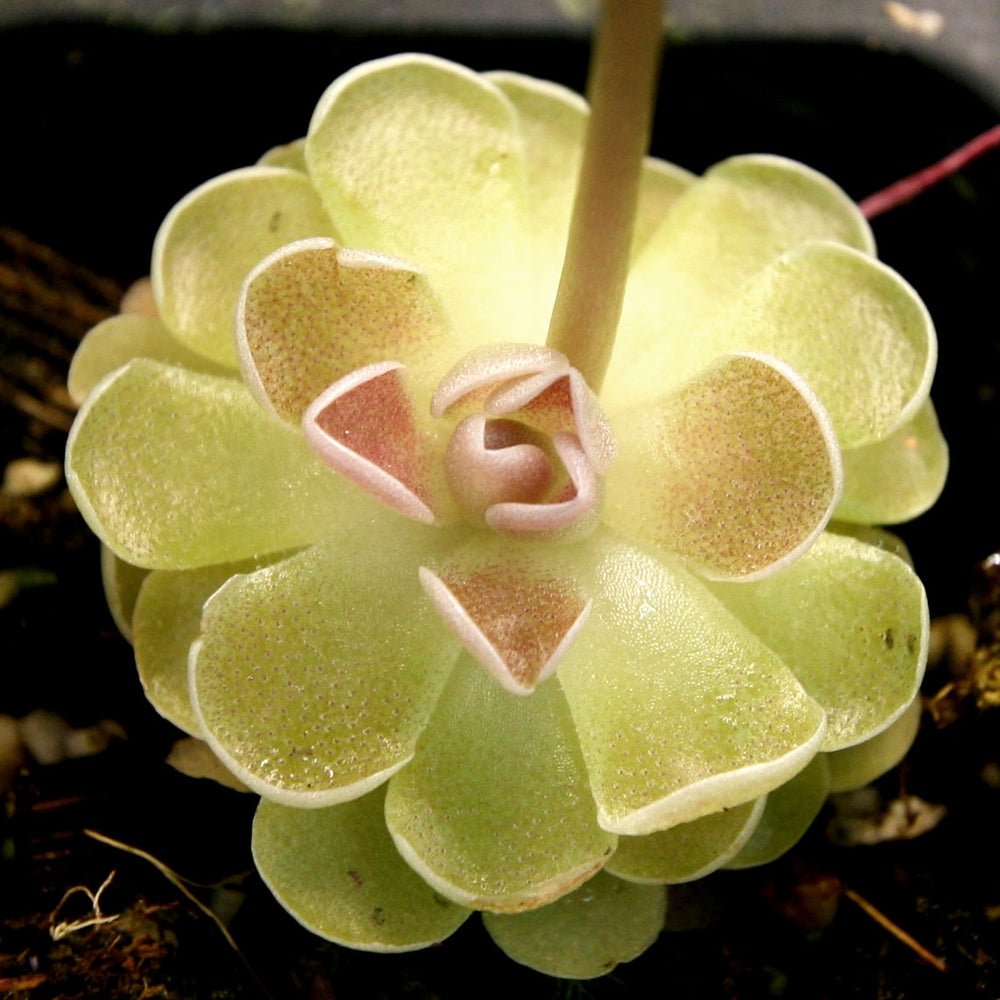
[
  {"x1": 485, "y1": 70, "x2": 586, "y2": 335},
  {"x1": 68, "y1": 313, "x2": 231, "y2": 406},
  {"x1": 606, "y1": 797, "x2": 764, "y2": 884},
  {"x1": 631, "y1": 155, "x2": 697, "y2": 260},
  {"x1": 152, "y1": 166, "x2": 335, "y2": 366},
  {"x1": 703, "y1": 153, "x2": 875, "y2": 255},
  {"x1": 191, "y1": 523, "x2": 460, "y2": 805},
  {"x1": 253, "y1": 788, "x2": 471, "y2": 951},
  {"x1": 483, "y1": 870, "x2": 666, "y2": 979},
  {"x1": 606, "y1": 353, "x2": 841, "y2": 581},
  {"x1": 827, "y1": 523, "x2": 914, "y2": 565},
  {"x1": 167, "y1": 737, "x2": 251, "y2": 791},
  {"x1": 66, "y1": 360, "x2": 361, "y2": 569},
  {"x1": 384, "y1": 655, "x2": 615, "y2": 912},
  {"x1": 710, "y1": 241, "x2": 936, "y2": 448},
  {"x1": 133, "y1": 558, "x2": 277, "y2": 736},
  {"x1": 558, "y1": 532, "x2": 826, "y2": 835},
  {"x1": 837, "y1": 399, "x2": 948, "y2": 524},
  {"x1": 607, "y1": 153, "x2": 875, "y2": 410},
  {"x1": 100, "y1": 544, "x2": 148, "y2": 643},
  {"x1": 725, "y1": 754, "x2": 830, "y2": 869},
  {"x1": 708, "y1": 532, "x2": 928, "y2": 750},
  {"x1": 257, "y1": 138, "x2": 307, "y2": 172},
  {"x1": 827, "y1": 696, "x2": 922, "y2": 792},
  {"x1": 306, "y1": 55, "x2": 535, "y2": 350}
]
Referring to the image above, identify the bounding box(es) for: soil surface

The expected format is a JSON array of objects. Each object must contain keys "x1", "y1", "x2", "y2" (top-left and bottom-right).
[{"x1": 2, "y1": 23, "x2": 1000, "y2": 999}]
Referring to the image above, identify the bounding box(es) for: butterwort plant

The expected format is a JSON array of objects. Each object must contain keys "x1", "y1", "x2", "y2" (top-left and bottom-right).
[{"x1": 65, "y1": 0, "x2": 947, "y2": 978}]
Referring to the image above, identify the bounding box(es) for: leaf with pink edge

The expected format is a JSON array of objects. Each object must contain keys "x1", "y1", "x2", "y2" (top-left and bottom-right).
[
  {"x1": 606, "y1": 797, "x2": 764, "y2": 885},
  {"x1": 558, "y1": 532, "x2": 827, "y2": 836},
  {"x1": 605, "y1": 352, "x2": 841, "y2": 581},
  {"x1": 66, "y1": 360, "x2": 361, "y2": 569},
  {"x1": 384, "y1": 655, "x2": 615, "y2": 912},
  {"x1": 305, "y1": 54, "x2": 534, "y2": 350},
  {"x1": 707, "y1": 532, "x2": 928, "y2": 750},
  {"x1": 68, "y1": 313, "x2": 230, "y2": 406},
  {"x1": 253, "y1": 788, "x2": 471, "y2": 952},
  {"x1": 237, "y1": 238, "x2": 458, "y2": 423},
  {"x1": 482, "y1": 870, "x2": 666, "y2": 979},
  {"x1": 725, "y1": 754, "x2": 830, "y2": 869},
  {"x1": 191, "y1": 519, "x2": 460, "y2": 806},
  {"x1": 431, "y1": 343, "x2": 568, "y2": 423},
  {"x1": 837, "y1": 399, "x2": 948, "y2": 524},
  {"x1": 152, "y1": 166, "x2": 335, "y2": 366}
]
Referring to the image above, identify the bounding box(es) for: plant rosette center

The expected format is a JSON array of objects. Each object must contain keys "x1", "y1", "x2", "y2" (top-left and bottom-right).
[
  {"x1": 65, "y1": 53, "x2": 944, "y2": 978},
  {"x1": 299, "y1": 340, "x2": 612, "y2": 540},
  {"x1": 294, "y1": 333, "x2": 614, "y2": 693}
]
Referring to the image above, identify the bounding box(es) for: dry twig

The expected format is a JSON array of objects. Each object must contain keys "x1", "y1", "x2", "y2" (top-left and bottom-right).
[{"x1": 843, "y1": 886, "x2": 948, "y2": 973}]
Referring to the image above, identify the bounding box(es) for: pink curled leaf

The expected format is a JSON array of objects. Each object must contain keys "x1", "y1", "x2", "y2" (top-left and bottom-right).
[
  {"x1": 419, "y1": 562, "x2": 591, "y2": 694},
  {"x1": 302, "y1": 362, "x2": 439, "y2": 524},
  {"x1": 485, "y1": 433, "x2": 600, "y2": 537},
  {"x1": 431, "y1": 343, "x2": 569, "y2": 418},
  {"x1": 486, "y1": 368, "x2": 616, "y2": 472}
]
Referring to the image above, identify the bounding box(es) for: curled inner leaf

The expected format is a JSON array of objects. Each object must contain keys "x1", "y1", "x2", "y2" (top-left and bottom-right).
[
  {"x1": 419, "y1": 562, "x2": 591, "y2": 694},
  {"x1": 483, "y1": 432, "x2": 600, "y2": 537},
  {"x1": 445, "y1": 415, "x2": 555, "y2": 518},
  {"x1": 302, "y1": 362, "x2": 439, "y2": 524}
]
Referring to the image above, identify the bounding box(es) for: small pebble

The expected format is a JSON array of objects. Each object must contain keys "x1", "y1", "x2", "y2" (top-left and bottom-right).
[
  {"x1": 2, "y1": 458, "x2": 62, "y2": 498},
  {"x1": 827, "y1": 790, "x2": 947, "y2": 846},
  {"x1": 885, "y1": 1, "x2": 945, "y2": 38}
]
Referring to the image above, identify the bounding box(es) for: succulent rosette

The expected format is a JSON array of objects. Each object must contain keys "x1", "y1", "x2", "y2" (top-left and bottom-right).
[{"x1": 66, "y1": 54, "x2": 945, "y2": 978}]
